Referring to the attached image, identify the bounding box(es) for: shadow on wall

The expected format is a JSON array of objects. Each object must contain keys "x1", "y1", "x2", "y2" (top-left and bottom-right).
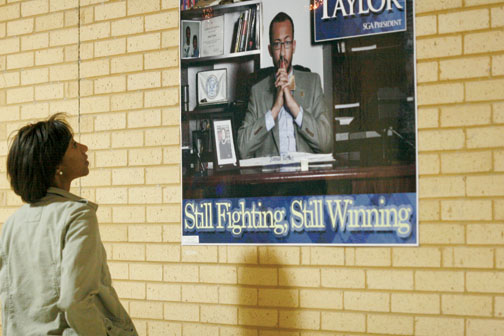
[{"x1": 237, "y1": 247, "x2": 300, "y2": 335}]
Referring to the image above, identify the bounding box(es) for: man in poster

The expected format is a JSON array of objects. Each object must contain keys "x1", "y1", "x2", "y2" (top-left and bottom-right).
[
  {"x1": 237, "y1": 12, "x2": 333, "y2": 159},
  {"x1": 183, "y1": 25, "x2": 193, "y2": 58}
]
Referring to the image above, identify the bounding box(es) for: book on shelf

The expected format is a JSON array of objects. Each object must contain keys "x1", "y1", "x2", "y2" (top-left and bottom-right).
[{"x1": 232, "y1": 7, "x2": 258, "y2": 53}]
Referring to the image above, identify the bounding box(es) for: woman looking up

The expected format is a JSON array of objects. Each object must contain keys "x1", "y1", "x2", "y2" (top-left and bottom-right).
[{"x1": 0, "y1": 113, "x2": 137, "y2": 335}]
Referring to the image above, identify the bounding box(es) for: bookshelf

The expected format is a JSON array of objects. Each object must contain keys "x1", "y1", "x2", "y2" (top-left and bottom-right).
[{"x1": 180, "y1": 0, "x2": 263, "y2": 171}]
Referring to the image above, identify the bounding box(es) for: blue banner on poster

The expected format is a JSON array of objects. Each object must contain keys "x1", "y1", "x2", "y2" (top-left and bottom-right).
[
  {"x1": 183, "y1": 193, "x2": 416, "y2": 245},
  {"x1": 313, "y1": 0, "x2": 406, "y2": 42}
]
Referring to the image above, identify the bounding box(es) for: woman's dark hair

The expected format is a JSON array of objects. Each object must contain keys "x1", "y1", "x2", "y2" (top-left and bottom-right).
[{"x1": 7, "y1": 113, "x2": 73, "y2": 204}]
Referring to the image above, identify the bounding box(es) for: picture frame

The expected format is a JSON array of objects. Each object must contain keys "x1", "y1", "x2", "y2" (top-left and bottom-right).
[
  {"x1": 213, "y1": 119, "x2": 237, "y2": 167},
  {"x1": 197, "y1": 68, "x2": 227, "y2": 105},
  {"x1": 181, "y1": 20, "x2": 201, "y2": 59}
]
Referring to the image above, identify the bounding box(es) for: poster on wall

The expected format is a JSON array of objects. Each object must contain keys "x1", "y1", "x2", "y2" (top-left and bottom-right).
[{"x1": 179, "y1": 0, "x2": 418, "y2": 245}]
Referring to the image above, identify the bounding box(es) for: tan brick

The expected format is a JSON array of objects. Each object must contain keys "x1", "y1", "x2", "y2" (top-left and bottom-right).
[
  {"x1": 145, "y1": 166, "x2": 179, "y2": 185},
  {"x1": 80, "y1": 96, "x2": 109, "y2": 115},
  {"x1": 367, "y1": 314, "x2": 413, "y2": 335},
  {"x1": 440, "y1": 56, "x2": 490, "y2": 81},
  {"x1": 146, "y1": 283, "x2": 180, "y2": 302},
  {"x1": 393, "y1": 247, "x2": 441, "y2": 267},
  {"x1": 456, "y1": 247, "x2": 494, "y2": 269},
  {"x1": 344, "y1": 291, "x2": 389, "y2": 312},
  {"x1": 258, "y1": 247, "x2": 299, "y2": 265},
  {"x1": 419, "y1": 128, "x2": 465, "y2": 151},
  {"x1": 418, "y1": 153, "x2": 439, "y2": 175},
  {"x1": 279, "y1": 310, "x2": 319, "y2": 330},
  {"x1": 94, "y1": 113, "x2": 126, "y2": 132},
  {"x1": 6, "y1": 86, "x2": 33, "y2": 104},
  {"x1": 111, "y1": 92, "x2": 142, "y2": 111},
  {"x1": 419, "y1": 176, "x2": 465, "y2": 198},
  {"x1": 95, "y1": 38, "x2": 126, "y2": 57},
  {"x1": 127, "y1": 0, "x2": 160, "y2": 15},
  {"x1": 128, "y1": 186, "x2": 162, "y2": 204},
  {"x1": 95, "y1": 187, "x2": 127, "y2": 204},
  {"x1": 49, "y1": 27, "x2": 77, "y2": 46},
  {"x1": 79, "y1": 41, "x2": 93, "y2": 60},
  {"x1": 468, "y1": 224, "x2": 504, "y2": 245},
  {"x1": 355, "y1": 247, "x2": 390, "y2": 266},
  {"x1": 94, "y1": 2, "x2": 126, "y2": 21},
  {"x1": 467, "y1": 78, "x2": 504, "y2": 102},
  {"x1": 163, "y1": 264, "x2": 198, "y2": 283},
  {"x1": 466, "y1": 0, "x2": 503, "y2": 5},
  {"x1": 21, "y1": 32, "x2": 48, "y2": 50},
  {"x1": 309, "y1": 247, "x2": 344, "y2": 265},
  {"x1": 7, "y1": 51, "x2": 33, "y2": 70},
  {"x1": 493, "y1": 54, "x2": 504, "y2": 76},
  {"x1": 110, "y1": 55, "x2": 143, "y2": 73},
  {"x1": 201, "y1": 304, "x2": 237, "y2": 325},
  {"x1": 7, "y1": 18, "x2": 33, "y2": 36},
  {"x1": 128, "y1": 72, "x2": 161, "y2": 90},
  {"x1": 49, "y1": 0, "x2": 77, "y2": 12},
  {"x1": 145, "y1": 49, "x2": 178, "y2": 70},
  {"x1": 439, "y1": 9, "x2": 489, "y2": 34},
  {"x1": 420, "y1": 224, "x2": 465, "y2": 245},
  {"x1": 468, "y1": 126, "x2": 504, "y2": 148},
  {"x1": 111, "y1": 168, "x2": 144, "y2": 186},
  {"x1": 467, "y1": 271, "x2": 504, "y2": 293},
  {"x1": 163, "y1": 146, "x2": 181, "y2": 164},
  {"x1": 238, "y1": 266, "x2": 276, "y2": 286},
  {"x1": 21, "y1": 0, "x2": 48, "y2": 17},
  {"x1": 80, "y1": 22, "x2": 109, "y2": 42},
  {"x1": 392, "y1": 293, "x2": 439, "y2": 314},
  {"x1": 113, "y1": 281, "x2": 145, "y2": 300},
  {"x1": 416, "y1": 0, "x2": 461, "y2": 13},
  {"x1": 128, "y1": 109, "x2": 161, "y2": 128},
  {"x1": 415, "y1": 15, "x2": 437, "y2": 36},
  {"x1": 81, "y1": 59, "x2": 109, "y2": 78},
  {"x1": 95, "y1": 76, "x2": 126, "y2": 94},
  {"x1": 367, "y1": 270, "x2": 413, "y2": 290},
  {"x1": 127, "y1": 33, "x2": 160, "y2": 52},
  {"x1": 418, "y1": 83, "x2": 464, "y2": 105},
  {"x1": 128, "y1": 148, "x2": 161, "y2": 166},
  {"x1": 467, "y1": 175, "x2": 504, "y2": 196},
  {"x1": 111, "y1": 16, "x2": 143, "y2": 36},
  {"x1": 225, "y1": 246, "x2": 257, "y2": 264},
  {"x1": 417, "y1": 108, "x2": 438, "y2": 129},
  {"x1": 145, "y1": 11, "x2": 178, "y2": 32},
  {"x1": 112, "y1": 206, "x2": 145, "y2": 223},
  {"x1": 441, "y1": 151, "x2": 492, "y2": 174},
  {"x1": 492, "y1": 5, "x2": 504, "y2": 27},
  {"x1": 146, "y1": 244, "x2": 179, "y2": 262},
  {"x1": 164, "y1": 302, "x2": 198, "y2": 322},
  {"x1": 321, "y1": 268, "x2": 363, "y2": 288},
  {"x1": 465, "y1": 30, "x2": 504, "y2": 54},
  {"x1": 239, "y1": 308, "x2": 277, "y2": 327},
  {"x1": 0, "y1": 106, "x2": 19, "y2": 121},
  {"x1": 20, "y1": 102, "x2": 48, "y2": 120},
  {"x1": 147, "y1": 321, "x2": 181, "y2": 336},
  {"x1": 0, "y1": 3, "x2": 20, "y2": 22},
  {"x1": 145, "y1": 87, "x2": 178, "y2": 107},
  {"x1": 220, "y1": 327, "x2": 256, "y2": 336},
  {"x1": 416, "y1": 36, "x2": 462, "y2": 59},
  {"x1": 219, "y1": 286, "x2": 257, "y2": 305},
  {"x1": 417, "y1": 61, "x2": 437, "y2": 83},
  {"x1": 442, "y1": 294, "x2": 492, "y2": 317},
  {"x1": 108, "y1": 261, "x2": 129, "y2": 280},
  {"x1": 50, "y1": 99, "x2": 78, "y2": 115},
  {"x1": 147, "y1": 204, "x2": 180, "y2": 223},
  {"x1": 442, "y1": 104, "x2": 491, "y2": 128},
  {"x1": 415, "y1": 316, "x2": 464, "y2": 336},
  {"x1": 299, "y1": 289, "x2": 342, "y2": 310},
  {"x1": 112, "y1": 243, "x2": 144, "y2": 261},
  {"x1": 99, "y1": 224, "x2": 127, "y2": 242},
  {"x1": 496, "y1": 296, "x2": 504, "y2": 317},
  {"x1": 415, "y1": 270, "x2": 464, "y2": 292},
  {"x1": 48, "y1": 63, "x2": 77, "y2": 81},
  {"x1": 162, "y1": 30, "x2": 178, "y2": 48},
  {"x1": 64, "y1": 9, "x2": 77, "y2": 27},
  {"x1": 258, "y1": 289, "x2": 298, "y2": 308},
  {"x1": 130, "y1": 263, "x2": 162, "y2": 281},
  {"x1": 130, "y1": 301, "x2": 163, "y2": 320},
  {"x1": 0, "y1": 71, "x2": 19, "y2": 88},
  {"x1": 467, "y1": 319, "x2": 504, "y2": 336},
  {"x1": 35, "y1": 12, "x2": 63, "y2": 31},
  {"x1": 128, "y1": 225, "x2": 162, "y2": 243},
  {"x1": 162, "y1": 68, "x2": 179, "y2": 87},
  {"x1": 111, "y1": 130, "x2": 144, "y2": 149},
  {"x1": 35, "y1": 47, "x2": 63, "y2": 65},
  {"x1": 321, "y1": 311, "x2": 365, "y2": 332},
  {"x1": 180, "y1": 245, "x2": 217, "y2": 263}
]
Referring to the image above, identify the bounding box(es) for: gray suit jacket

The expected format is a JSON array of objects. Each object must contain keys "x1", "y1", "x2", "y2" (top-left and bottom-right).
[{"x1": 237, "y1": 69, "x2": 333, "y2": 159}]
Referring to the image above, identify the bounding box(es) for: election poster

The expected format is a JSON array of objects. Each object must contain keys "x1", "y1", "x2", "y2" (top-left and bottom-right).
[{"x1": 180, "y1": 0, "x2": 417, "y2": 245}]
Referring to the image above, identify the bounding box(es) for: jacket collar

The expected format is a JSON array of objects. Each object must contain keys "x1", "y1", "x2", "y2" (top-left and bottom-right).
[{"x1": 46, "y1": 187, "x2": 98, "y2": 211}]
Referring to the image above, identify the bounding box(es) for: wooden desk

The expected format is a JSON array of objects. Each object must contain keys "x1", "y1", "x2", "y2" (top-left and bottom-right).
[{"x1": 183, "y1": 163, "x2": 416, "y2": 199}]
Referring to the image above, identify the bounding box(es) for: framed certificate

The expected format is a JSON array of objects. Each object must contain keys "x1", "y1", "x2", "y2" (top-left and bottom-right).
[
  {"x1": 213, "y1": 119, "x2": 237, "y2": 167},
  {"x1": 201, "y1": 15, "x2": 224, "y2": 57},
  {"x1": 197, "y1": 68, "x2": 227, "y2": 105}
]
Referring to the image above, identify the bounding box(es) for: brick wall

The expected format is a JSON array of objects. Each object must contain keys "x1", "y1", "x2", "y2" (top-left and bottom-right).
[{"x1": 0, "y1": 0, "x2": 503, "y2": 335}]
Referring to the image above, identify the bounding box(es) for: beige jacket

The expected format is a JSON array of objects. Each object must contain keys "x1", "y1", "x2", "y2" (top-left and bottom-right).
[{"x1": 0, "y1": 187, "x2": 137, "y2": 336}]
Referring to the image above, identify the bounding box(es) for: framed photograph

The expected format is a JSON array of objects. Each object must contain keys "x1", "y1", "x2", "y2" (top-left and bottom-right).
[
  {"x1": 181, "y1": 20, "x2": 201, "y2": 59},
  {"x1": 213, "y1": 119, "x2": 237, "y2": 166},
  {"x1": 197, "y1": 68, "x2": 227, "y2": 105}
]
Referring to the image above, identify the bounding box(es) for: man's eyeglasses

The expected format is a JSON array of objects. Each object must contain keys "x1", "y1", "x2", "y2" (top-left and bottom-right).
[{"x1": 272, "y1": 40, "x2": 293, "y2": 50}]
